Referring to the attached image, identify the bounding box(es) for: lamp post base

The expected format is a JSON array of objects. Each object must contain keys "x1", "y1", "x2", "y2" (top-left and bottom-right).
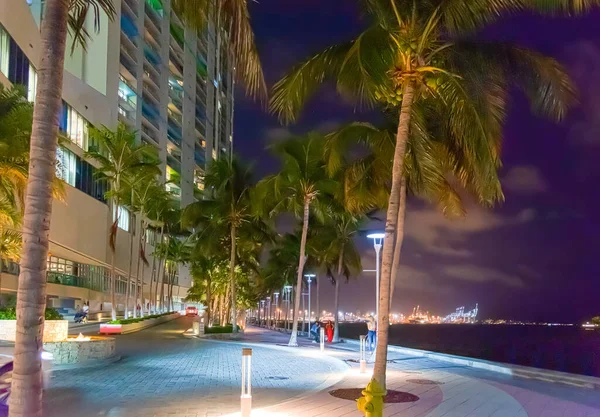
[{"x1": 241, "y1": 395, "x2": 252, "y2": 417}]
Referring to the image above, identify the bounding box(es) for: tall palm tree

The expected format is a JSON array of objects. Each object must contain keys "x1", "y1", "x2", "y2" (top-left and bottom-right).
[
  {"x1": 271, "y1": 0, "x2": 582, "y2": 386},
  {"x1": 85, "y1": 123, "x2": 159, "y2": 320},
  {"x1": 146, "y1": 190, "x2": 176, "y2": 313},
  {"x1": 13, "y1": 1, "x2": 266, "y2": 412},
  {"x1": 130, "y1": 178, "x2": 165, "y2": 317},
  {"x1": 256, "y1": 135, "x2": 338, "y2": 346},
  {"x1": 11, "y1": 1, "x2": 115, "y2": 414},
  {"x1": 121, "y1": 172, "x2": 158, "y2": 317},
  {"x1": 182, "y1": 157, "x2": 270, "y2": 331},
  {"x1": 164, "y1": 236, "x2": 192, "y2": 311},
  {"x1": 325, "y1": 118, "x2": 479, "y2": 303},
  {"x1": 312, "y1": 212, "x2": 363, "y2": 343}
]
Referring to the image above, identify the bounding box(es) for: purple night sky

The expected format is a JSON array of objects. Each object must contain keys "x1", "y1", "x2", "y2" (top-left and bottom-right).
[{"x1": 233, "y1": 0, "x2": 600, "y2": 323}]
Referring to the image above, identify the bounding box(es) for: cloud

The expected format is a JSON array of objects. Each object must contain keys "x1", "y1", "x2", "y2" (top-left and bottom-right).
[
  {"x1": 314, "y1": 120, "x2": 341, "y2": 134},
  {"x1": 264, "y1": 127, "x2": 292, "y2": 142},
  {"x1": 565, "y1": 41, "x2": 600, "y2": 147},
  {"x1": 502, "y1": 166, "x2": 548, "y2": 194},
  {"x1": 443, "y1": 265, "x2": 525, "y2": 288}
]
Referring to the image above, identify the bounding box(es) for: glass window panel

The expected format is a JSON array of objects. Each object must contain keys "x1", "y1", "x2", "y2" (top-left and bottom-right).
[
  {"x1": 0, "y1": 26, "x2": 8, "y2": 76},
  {"x1": 27, "y1": 64, "x2": 37, "y2": 102}
]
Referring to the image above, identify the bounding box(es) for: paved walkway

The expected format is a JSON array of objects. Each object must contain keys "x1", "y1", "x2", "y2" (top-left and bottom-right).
[
  {"x1": 251, "y1": 328, "x2": 600, "y2": 417},
  {"x1": 37, "y1": 320, "x2": 600, "y2": 417},
  {"x1": 44, "y1": 318, "x2": 346, "y2": 417}
]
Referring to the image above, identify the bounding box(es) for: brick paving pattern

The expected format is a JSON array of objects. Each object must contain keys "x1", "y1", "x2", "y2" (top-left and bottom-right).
[{"x1": 37, "y1": 319, "x2": 600, "y2": 417}]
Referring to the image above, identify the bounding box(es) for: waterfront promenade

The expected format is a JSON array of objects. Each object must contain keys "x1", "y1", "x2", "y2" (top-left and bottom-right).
[{"x1": 37, "y1": 318, "x2": 600, "y2": 416}]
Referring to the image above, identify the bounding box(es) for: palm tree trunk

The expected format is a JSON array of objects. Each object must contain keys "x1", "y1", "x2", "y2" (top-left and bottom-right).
[
  {"x1": 288, "y1": 199, "x2": 310, "y2": 346},
  {"x1": 224, "y1": 283, "x2": 231, "y2": 324},
  {"x1": 229, "y1": 225, "x2": 238, "y2": 331},
  {"x1": 109, "y1": 196, "x2": 120, "y2": 321},
  {"x1": 205, "y1": 276, "x2": 212, "y2": 325},
  {"x1": 389, "y1": 177, "x2": 407, "y2": 306},
  {"x1": 211, "y1": 294, "x2": 219, "y2": 325},
  {"x1": 140, "y1": 259, "x2": 146, "y2": 316},
  {"x1": 372, "y1": 80, "x2": 416, "y2": 389},
  {"x1": 148, "y1": 250, "x2": 157, "y2": 313},
  {"x1": 158, "y1": 261, "x2": 166, "y2": 312},
  {"x1": 125, "y1": 220, "x2": 135, "y2": 319},
  {"x1": 219, "y1": 292, "x2": 225, "y2": 325},
  {"x1": 10, "y1": 1, "x2": 69, "y2": 416},
  {"x1": 169, "y1": 269, "x2": 175, "y2": 311},
  {"x1": 135, "y1": 222, "x2": 144, "y2": 317},
  {"x1": 332, "y1": 249, "x2": 344, "y2": 343}
]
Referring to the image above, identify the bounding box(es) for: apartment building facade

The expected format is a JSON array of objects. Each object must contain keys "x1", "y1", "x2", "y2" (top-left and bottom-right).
[{"x1": 0, "y1": 0, "x2": 234, "y2": 313}]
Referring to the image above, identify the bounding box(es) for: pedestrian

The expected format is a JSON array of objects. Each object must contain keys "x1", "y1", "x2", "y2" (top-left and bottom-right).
[
  {"x1": 310, "y1": 321, "x2": 320, "y2": 343},
  {"x1": 326, "y1": 321, "x2": 334, "y2": 343},
  {"x1": 367, "y1": 315, "x2": 377, "y2": 352}
]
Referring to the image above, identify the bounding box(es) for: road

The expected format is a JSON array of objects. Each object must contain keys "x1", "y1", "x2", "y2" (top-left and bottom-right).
[{"x1": 42, "y1": 317, "x2": 346, "y2": 417}]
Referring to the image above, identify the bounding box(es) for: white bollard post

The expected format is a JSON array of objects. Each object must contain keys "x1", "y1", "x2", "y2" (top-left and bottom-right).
[
  {"x1": 241, "y1": 348, "x2": 252, "y2": 417},
  {"x1": 359, "y1": 335, "x2": 367, "y2": 373},
  {"x1": 320, "y1": 327, "x2": 325, "y2": 353}
]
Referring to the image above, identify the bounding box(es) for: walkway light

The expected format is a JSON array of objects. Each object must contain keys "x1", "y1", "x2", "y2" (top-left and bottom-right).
[
  {"x1": 367, "y1": 232, "x2": 385, "y2": 320},
  {"x1": 359, "y1": 335, "x2": 367, "y2": 373},
  {"x1": 241, "y1": 348, "x2": 252, "y2": 417},
  {"x1": 320, "y1": 327, "x2": 325, "y2": 353},
  {"x1": 305, "y1": 274, "x2": 315, "y2": 335}
]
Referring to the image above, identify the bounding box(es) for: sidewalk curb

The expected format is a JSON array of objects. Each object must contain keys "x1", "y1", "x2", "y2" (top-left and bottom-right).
[{"x1": 344, "y1": 339, "x2": 600, "y2": 390}]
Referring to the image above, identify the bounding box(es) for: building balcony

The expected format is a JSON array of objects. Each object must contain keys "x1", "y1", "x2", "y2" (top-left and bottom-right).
[
  {"x1": 144, "y1": 8, "x2": 162, "y2": 40},
  {"x1": 47, "y1": 272, "x2": 105, "y2": 293}
]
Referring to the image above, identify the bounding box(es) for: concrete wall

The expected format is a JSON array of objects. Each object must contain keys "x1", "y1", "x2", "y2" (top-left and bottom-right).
[
  {"x1": 0, "y1": 320, "x2": 68, "y2": 342},
  {"x1": 0, "y1": 0, "x2": 205, "y2": 310},
  {"x1": 50, "y1": 187, "x2": 110, "y2": 264}
]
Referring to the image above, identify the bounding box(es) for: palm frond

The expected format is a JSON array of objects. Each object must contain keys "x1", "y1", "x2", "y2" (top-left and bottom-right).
[
  {"x1": 270, "y1": 43, "x2": 354, "y2": 124},
  {"x1": 171, "y1": 0, "x2": 267, "y2": 100},
  {"x1": 68, "y1": 0, "x2": 116, "y2": 52},
  {"x1": 525, "y1": 0, "x2": 600, "y2": 14}
]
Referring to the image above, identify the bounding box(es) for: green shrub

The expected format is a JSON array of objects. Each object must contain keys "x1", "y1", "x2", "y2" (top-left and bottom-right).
[
  {"x1": 45, "y1": 308, "x2": 63, "y2": 320},
  {"x1": 107, "y1": 311, "x2": 175, "y2": 325},
  {"x1": 0, "y1": 309, "x2": 16, "y2": 320},
  {"x1": 205, "y1": 324, "x2": 234, "y2": 334},
  {"x1": 0, "y1": 308, "x2": 63, "y2": 320}
]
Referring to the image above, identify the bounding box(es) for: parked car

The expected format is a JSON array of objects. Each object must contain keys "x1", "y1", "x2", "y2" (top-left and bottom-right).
[
  {"x1": 185, "y1": 306, "x2": 198, "y2": 316},
  {"x1": 0, "y1": 343, "x2": 53, "y2": 407}
]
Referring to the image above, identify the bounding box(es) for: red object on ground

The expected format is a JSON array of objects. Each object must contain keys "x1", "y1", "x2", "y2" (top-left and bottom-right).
[{"x1": 186, "y1": 306, "x2": 198, "y2": 316}]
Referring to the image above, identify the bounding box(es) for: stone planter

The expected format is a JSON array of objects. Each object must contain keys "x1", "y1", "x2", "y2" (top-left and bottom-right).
[
  {"x1": 99, "y1": 312, "x2": 180, "y2": 335},
  {"x1": 0, "y1": 320, "x2": 68, "y2": 342},
  {"x1": 44, "y1": 336, "x2": 116, "y2": 366}
]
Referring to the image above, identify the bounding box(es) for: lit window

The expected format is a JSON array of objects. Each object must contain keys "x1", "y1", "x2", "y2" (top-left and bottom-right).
[
  {"x1": 66, "y1": 106, "x2": 89, "y2": 150},
  {"x1": 113, "y1": 205, "x2": 130, "y2": 232},
  {"x1": 56, "y1": 147, "x2": 76, "y2": 186},
  {"x1": 27, "y1": 65, "x2": 37, "y2": 102},
  {"x1": 0, "y1": 25, "x2": 8, "y2": 76}
]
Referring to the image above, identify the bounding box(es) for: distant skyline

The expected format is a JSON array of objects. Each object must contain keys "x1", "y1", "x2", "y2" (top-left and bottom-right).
[{"x1": 234, "y1": 0, "x2": 600, "y2": 323}]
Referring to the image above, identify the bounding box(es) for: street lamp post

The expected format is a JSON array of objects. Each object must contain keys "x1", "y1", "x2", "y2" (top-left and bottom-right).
[
  {"x1": 260, "y1": 300, "x2": 265, "y2": 327},
  {"x1": 305, "y1": 274, "x2": 315, "y2": 335},
  {"x1": 284, "y1": 285, "x2": 292, "y2": 331},
  {"x1": 367, "y1": 233, "x2": 385, "y2": 321}
]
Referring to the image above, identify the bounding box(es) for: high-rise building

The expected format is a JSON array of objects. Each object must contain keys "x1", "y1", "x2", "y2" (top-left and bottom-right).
[{"x1": 0, "y1": 0, "x2": 235, "y2": 313}]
